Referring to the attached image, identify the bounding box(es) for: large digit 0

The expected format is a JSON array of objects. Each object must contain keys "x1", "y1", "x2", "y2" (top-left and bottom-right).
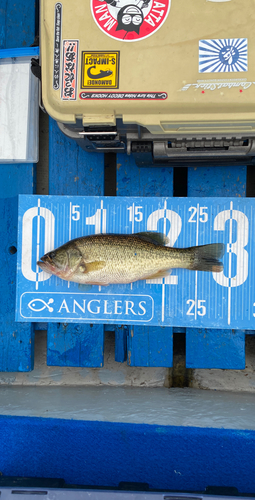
[
  {"x1": 213, "y1": 206, "x2": 248, "y2": 287},
  {"x1": 22, "y1": 206, "x2": 55, "y2": 282},
  {"x1": 146, "y1": 208, "x2": 182, "y2": 284}
]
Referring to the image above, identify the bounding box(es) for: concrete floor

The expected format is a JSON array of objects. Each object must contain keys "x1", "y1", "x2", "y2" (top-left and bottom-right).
[{"x1": 0, "y1": 384, "x2": 255, "y2": 428}]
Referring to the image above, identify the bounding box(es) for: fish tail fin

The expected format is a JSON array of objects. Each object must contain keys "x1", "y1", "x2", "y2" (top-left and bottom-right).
[{"x1": 188, "y1": 243, "x2": 225, "y2": 273}]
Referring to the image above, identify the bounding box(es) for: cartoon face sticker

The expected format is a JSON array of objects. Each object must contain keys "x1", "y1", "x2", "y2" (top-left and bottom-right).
[
  {"x1": 91, "y1": 0, "x2": 171, "y2": 42},
  {"x1": 116, "y1": 5, "x2": 144, "y2": 34}
]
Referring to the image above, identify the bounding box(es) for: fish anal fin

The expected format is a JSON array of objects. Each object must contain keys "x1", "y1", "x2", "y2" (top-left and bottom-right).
[
  {"x1": 145, "y1": 269, "x2": 172, "y2": 280},
  {"x1": 135, "y1": 231, "x2": 169, "y2": 246},
  {"x1": 80, "y1": 261, "x2": 106, "y2": 273}
]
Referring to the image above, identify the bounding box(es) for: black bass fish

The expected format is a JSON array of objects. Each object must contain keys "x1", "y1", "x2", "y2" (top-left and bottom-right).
[{"x1": 37, "y1": 232, "x2": 225, "y2": 285}]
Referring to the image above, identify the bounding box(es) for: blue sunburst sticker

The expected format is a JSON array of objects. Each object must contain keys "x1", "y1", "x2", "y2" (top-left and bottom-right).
[{"x1": 199, "y1": 38, "x2": 248, "y2": 73}]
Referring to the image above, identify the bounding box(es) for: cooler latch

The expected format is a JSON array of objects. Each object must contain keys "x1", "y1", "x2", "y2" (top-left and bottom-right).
[
  {"x1": 153, "y1": 138, "x2": 254, "y2": 160},
  {"x1": 79, "y1": 127, "x2": 125, "y2": 151},
  {"x1": 79, "y1": 126, "x2": 118, "y2": 142}
]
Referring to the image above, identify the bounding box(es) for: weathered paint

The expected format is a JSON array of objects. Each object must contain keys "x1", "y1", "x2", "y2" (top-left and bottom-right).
[
  {"x1": 117, "y1": 153, "x2": 174, "y2": 368},
  {"x1": 0, "y1": 0, "x2": 36, "y2": 371},
  {"x1": 47, "y1": 119, "x2": 105, "y2": 368},
  {"x1": 186, "y1": 329, "x2": 246, "y2": 369},
  {"x1": 187, "y1": 164, "x2": 247, "y2": 369}
]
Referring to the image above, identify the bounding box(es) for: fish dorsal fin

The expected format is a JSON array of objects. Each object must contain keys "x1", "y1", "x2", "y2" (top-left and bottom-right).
[
  {"x1": 135, "y1": 232, "x2": 169, "y2": 246},
  {"x1": 79, "y1": 261, "x2": 106, "y2": 273}
]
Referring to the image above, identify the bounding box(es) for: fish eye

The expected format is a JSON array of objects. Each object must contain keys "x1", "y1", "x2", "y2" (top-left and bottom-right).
[{"x1": 49, "y1": 251, "x2": 56, "y2": 259}]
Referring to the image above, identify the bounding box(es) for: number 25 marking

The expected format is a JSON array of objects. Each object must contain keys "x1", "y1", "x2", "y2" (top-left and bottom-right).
[
  {"x1": 188, "y1": 206, "x2": 208, "y2": 223},
  {"x1": 186, "y1": 299, "x2": 206, "y2": 316}
]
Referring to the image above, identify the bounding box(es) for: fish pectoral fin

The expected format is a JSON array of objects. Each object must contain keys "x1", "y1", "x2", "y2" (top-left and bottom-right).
[
  {"x1": 81, "y1": 261, "x2": 106, "y2": 273},
  {"x1": 145, "y1": 269, "x2": 172, "y2": 279},
  {"x1": 78, "y1": 284, "x2": 93, "y2": 291},
  {"x1": 135, "y1": 231, "x2": 169, "y2": 246}
]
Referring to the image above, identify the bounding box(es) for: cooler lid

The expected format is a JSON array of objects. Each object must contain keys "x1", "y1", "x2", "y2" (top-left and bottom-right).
[{"x1": 40, "y1": 0, "x2": 255, "y2": 135}]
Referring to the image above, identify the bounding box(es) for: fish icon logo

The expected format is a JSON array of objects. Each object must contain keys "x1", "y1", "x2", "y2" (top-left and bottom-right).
[{"x1": 28, "y1": 298, "x2": 54, "y2": 313}]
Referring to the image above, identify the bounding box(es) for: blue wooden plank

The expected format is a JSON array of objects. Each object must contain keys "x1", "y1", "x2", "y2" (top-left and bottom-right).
[
  {"x1": 47, "y1": 323, "x2": 104, "y2": 367},
  {"x1": 117, "y1": 153, "x2": 174, "y2": 197},
  {"x1": 0, "y1": 192, "x2": 34, "y2": 371},
  {"x1": 188, "y1": 166, "x2": 246, "y2": 198},
  {"x1": 186, "y1": 329, "x2": 245, "y2": 369},
  {"x1": 117, "y1": 153, "x2": 174, "y2": 366},
  {"x1": 47, "y1": 118, "x2": 105, "y2": 367},
  {"x1": 0, "y1": 0, "x2": 36, "y2": 49},
  {"x1": 49, "y1": 119, "x2": 104, "y2": 196},
  {"x1": 127, "y1": 326, "x2": 173, "y2": 367},
  {"x1": 187, "y1": 164, "x2": 247, "y2": 369},
  {"x1": 115, "y1": 325, "x2": 128, "y2": 363},
  {"x1": 0, "y1": 0, "x2": 36, "y2": 371}
]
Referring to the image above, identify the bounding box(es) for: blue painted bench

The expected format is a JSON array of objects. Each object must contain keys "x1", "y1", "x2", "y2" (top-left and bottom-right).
[
  {"x1": 1, "y1": 0, "x2": 250, "y2": 372},
  {"x1": 2, "y1": 0, "x2": 255, "y2": 496}
]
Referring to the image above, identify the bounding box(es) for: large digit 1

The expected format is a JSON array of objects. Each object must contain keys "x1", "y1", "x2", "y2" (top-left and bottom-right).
[
  {"x1": 146, "y1": 207, "x2": 182, "y2": 284},
  {"x1": 86, "y1": 200, "x2": 106, "y2": 234},
  {"x1": 213, "y1": 203, "x2": 249, "y2": 287},
  {"x1": 22, "y1": 205, "x2": 55, "y2": 282}
]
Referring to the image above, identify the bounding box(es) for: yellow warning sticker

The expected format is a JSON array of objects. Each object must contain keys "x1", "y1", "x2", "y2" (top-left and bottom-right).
[{"x1": 81, "y1": 51, "x2": 119, "y2": 89}]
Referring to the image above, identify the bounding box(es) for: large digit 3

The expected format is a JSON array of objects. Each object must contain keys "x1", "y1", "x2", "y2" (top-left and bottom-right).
[{"x1": 213, "y1": 203, "x2": 249, "y2": 287}]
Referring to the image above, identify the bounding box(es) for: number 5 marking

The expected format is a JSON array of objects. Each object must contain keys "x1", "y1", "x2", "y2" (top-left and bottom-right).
[{"x1": 71, "y1": 205, "x2": 80, "y2": 221}]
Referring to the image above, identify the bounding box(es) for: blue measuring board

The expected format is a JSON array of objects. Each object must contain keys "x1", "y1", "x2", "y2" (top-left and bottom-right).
[{"x1": 16, "y1": 194, "x2": 254, "y2": 330}]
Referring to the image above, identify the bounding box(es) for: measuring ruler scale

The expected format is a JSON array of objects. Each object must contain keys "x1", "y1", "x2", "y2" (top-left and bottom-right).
[{"x1": 16, "y1": 195, "x2": 254, "y2": 329}]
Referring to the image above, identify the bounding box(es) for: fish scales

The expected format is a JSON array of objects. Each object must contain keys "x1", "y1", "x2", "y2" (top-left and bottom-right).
[
  {"x1": 75, "y1": 234, "x2": 188, "y2": 283},
  {"x1": 38, "y1": 233, "x2": 225, "y2": 285}
]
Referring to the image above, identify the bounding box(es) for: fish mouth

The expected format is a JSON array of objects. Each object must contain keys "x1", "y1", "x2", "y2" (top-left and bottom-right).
[{"x1": 37, "y1": 255, "x2": 55, "y2": 275}]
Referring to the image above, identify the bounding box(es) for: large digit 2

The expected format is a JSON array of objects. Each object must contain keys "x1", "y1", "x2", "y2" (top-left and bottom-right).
[{"x1": 146, "y1": 207, "x2": 182, "y2": 284}]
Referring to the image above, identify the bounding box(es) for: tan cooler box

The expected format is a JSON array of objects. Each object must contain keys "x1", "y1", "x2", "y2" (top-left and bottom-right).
[{"x1": 40, "y1": 0, "x2": 255, "y2": 166}]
